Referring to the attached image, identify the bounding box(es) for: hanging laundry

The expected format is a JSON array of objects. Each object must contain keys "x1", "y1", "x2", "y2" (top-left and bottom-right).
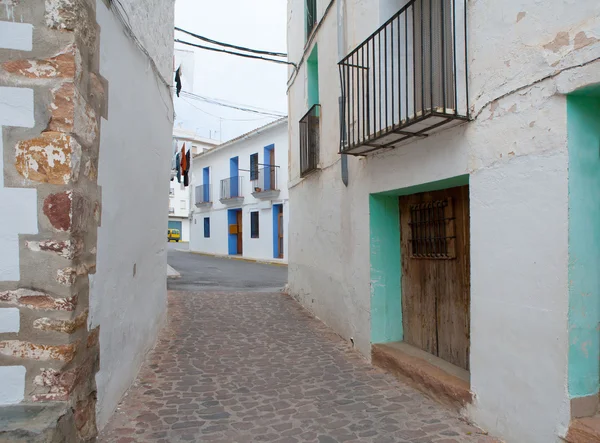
[
  {"x1": 180, "y1": 143, "x2": 187, "y2": 174},
  {"x1": 175, "y1": 66, "x2": 182, "y2": 97},
  {"x1": 175, "y1": 152, "x2": 181, "y2": 183},
  {"x1": 184, "y1": 148, "x2": 191, "y2": 187}
]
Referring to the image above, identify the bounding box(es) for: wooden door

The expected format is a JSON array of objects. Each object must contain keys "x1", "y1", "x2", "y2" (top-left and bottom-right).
[
  {"x1": 236, "y1": 210, "x2": 243, "y2": 255},
  {"x1": 399, "y1": 185, "x2": 470, "y2": 370},
  {"x1": 269, "y1": 149, "x2": 276, "y2": 190},
  {"x1": 278, "y1": 212, "x2": 284, "y2": 259}
]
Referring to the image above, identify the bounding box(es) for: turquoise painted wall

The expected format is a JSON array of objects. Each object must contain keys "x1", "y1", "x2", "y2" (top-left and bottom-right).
[
  {"x1": 370, "y1": 194, "x2": 403, "y2": 344},
  {"x1": 307, "y1": 46, "x2": 319, "y2": 108},
  {"x1": 567, "y1": 93, "x2": 600, "y2": 398},
  {"x1": 370, "y1": 175, "x2": 469, "y2": 344}
]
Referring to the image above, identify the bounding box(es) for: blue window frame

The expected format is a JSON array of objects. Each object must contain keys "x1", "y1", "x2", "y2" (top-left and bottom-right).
[{"x1": 204, "y1": 217, "x2": 210, "y2": 238}]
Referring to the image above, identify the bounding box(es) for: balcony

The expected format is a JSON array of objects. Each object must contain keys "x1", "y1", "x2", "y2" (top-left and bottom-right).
[
  {"x1": 251, "y1": 166, "x2": 280, "y2": 199},
  {"x1": 299, "y1": 104, "x2": 320, "y2": 177},
  {"x1": 195, "y1": 184, "x2": 212, "y2": 208},
  {"x1": 338, "y1": 0, "x2": 468, "y2": 155},
  {"x1": 219, "y1": 176, "x2": 244, "y2": 205}
]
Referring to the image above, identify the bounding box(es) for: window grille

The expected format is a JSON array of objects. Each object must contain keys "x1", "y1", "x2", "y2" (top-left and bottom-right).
[{"x1": 408, "y1": 198, "x2": 455, "y2": 259}]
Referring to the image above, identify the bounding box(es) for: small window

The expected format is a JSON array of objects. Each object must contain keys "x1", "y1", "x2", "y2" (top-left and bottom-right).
[
  {"x1": 251, "y1": 211, "x2": 259, "y2": 238},
  {"x1": 204, "y1": 217, "x2": 210, "y2": 238},
  {"x1": 250, "y1": 153, "x2": 259, "y2": 181},
  {"x1": 408, "y1": 198, "x2": 456, "y2": 259},
  {"x1": 180, "y1": 200, "x2": 186, "y2": 210}
]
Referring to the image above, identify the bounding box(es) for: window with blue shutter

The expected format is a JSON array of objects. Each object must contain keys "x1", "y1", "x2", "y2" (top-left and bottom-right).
[
  {"x1": 250, "y1": 153, "x2": 259, "y2": 181},
  {"x1": 204, "y1": 217, "x2": 210, "y2": 238}
]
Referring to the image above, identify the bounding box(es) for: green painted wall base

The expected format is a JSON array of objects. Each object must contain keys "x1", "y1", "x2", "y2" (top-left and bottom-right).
[
  {"x1": 567, "y1": 92, "x2": 600, "y2": 399},
  {"x1": 369, "y1": 175, "x2": 469, "y2": 345}
]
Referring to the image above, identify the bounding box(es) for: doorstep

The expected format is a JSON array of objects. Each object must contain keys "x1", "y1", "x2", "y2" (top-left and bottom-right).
[
  {"x1": 372, "y1": 341, "x2": 472, "y2": 411},
  {"x1": 566, "y1": 415, "x2": 600, "y2": 443}
]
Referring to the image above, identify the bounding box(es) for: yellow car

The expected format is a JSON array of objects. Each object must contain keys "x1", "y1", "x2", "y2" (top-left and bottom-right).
[{"x1": 167, "y1": 229, "x2": 181, "y2": 242}]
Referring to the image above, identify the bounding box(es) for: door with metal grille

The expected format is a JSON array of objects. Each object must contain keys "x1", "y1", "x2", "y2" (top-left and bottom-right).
[{"x1": 399, "y1": 185, "x2": 470, "y2": 370}]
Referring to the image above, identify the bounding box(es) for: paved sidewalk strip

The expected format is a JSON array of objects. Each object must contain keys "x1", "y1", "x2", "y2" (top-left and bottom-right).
[{"x1": 99, "y1": 291, "x2": 497, "y2": 443}]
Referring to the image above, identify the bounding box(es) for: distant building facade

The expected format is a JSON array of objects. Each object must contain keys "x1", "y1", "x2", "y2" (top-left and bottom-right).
[
  {"x1": 170, "y1": 128, "x2": 219, "y2": 242},
  {"x1": 190, "y1": 119, "x2": 289, "y2": 262}
]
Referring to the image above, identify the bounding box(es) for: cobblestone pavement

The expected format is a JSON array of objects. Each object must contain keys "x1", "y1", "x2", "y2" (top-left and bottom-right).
[{"x1": 99, "y1": 291, "x2": 498, "y2": 443}]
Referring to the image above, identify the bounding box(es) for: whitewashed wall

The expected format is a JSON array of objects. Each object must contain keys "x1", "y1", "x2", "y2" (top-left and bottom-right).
[
  {"x1": 287, "y1": 0, "x2": 600, "y2": 442},
  {"x1": 89, "y1": 0, "x2": 174, "y2": 429},
  {"x1": 190, "y1": 120, "x2": 289, "y2": 262}
]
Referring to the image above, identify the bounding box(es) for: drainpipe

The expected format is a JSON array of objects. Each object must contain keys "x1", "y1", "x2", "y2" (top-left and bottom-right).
[{"x1": 337, "y1": 0, "x2": 349, "y2": 187}]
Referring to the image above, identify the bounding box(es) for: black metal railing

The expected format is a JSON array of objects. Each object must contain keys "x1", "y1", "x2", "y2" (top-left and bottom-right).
[
  {"x1": 251, "y1": 166, "x2": 279, "y2": 192},
  {"x1": 338, "y1": 0, "x2": 468, "y2": 155},
  {"x1": 220, "y1": 176, "x2": 243, "y2": 200},
  {"x1": 168, "y1": 207, "x2": 175, "y2": 214},
  {"x1": 195, "y1": 184, "x2": 211, "y2": 205},
  {"x1": 299, "y1": 104, "x2": 320, "y2": 177}
]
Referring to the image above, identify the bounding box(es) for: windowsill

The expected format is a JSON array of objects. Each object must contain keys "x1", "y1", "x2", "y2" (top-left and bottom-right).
[
  {"x1": 251, "y1": 189, "x2": 280, "y2": 200},
  {"x1": 219, "y1": 196, "x2": 244, "y2": 205},
  {"x1": 372, "y1": 341, "x2": 472, "y2": 410}
]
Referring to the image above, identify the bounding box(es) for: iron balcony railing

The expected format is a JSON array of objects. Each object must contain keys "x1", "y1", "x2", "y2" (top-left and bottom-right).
[
  {"x1": 220, "y1": 176, "x2": 243, "y2": 200},
  {"x1": 339, "y1": 0, "x2": 468, "y2": 155},
  {"x1": 251, "y1": 166, "x2": 279, "y2": 193},
  {"x1": 194, "y1": 184, "x2": 211, "y2": 206},
  {"x1": 299, "y1": 104, "x2": 321, "y2": 177},
  {"x1": 168, "y1": 207, "x2": 175, "y2": 214}
]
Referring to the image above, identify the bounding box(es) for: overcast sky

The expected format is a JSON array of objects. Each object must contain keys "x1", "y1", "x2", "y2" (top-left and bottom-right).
[{"x1": 173, "y1": 0, "x2": 288, "y2": 143}]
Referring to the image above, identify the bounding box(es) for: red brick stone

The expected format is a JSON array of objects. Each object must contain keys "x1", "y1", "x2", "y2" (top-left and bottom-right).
[
  {"x1": 74, "y1": 393, "x2": 98, "y2": 440},
  {"x1": 87, "y1": 327, "x2": 99, "y2": 349},
  {"x1": 26, "y1": 239, "x2": 81, "y2": 259},
  {"x1": 0, "y1": 340, "x2": 78, "y2": 362},
  {"x1": 3, "y1": 46, "x2": 76, "y2": 79},
  {"x1": 0, "y1": 289, "x2": 77, "y2": 311},
  {"x1": 34, "y1": 310, "x2": 88, "y2": 334},
  {"x1": 43, "y1": 191, "x2": 72, "y2": 231},
  {"x1": 47, "y1": 82, "x2": 98, "y2": 147},
  {"x1": 15, "y1": 132, "x2": 81, "y2": 185},
  {"x1": 32, "y1": 353, "x2": 98, "y2": 402}
]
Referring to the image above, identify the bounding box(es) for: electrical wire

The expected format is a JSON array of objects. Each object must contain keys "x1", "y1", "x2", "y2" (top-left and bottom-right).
[
  {"x1": 175, "y1": 27, "x2": 287, "y2": 58},
  {"x1": 181, "y1": 97, "x2": 277, "y2": 122},
  {"x1": 180, "y1": 91, "x2": 286, "y2": 116},
  {"x1": 178, "y1": 90, "x2": 287, "y2": 118},
  {"x1": 175, "y1": 39, "x2": 296, "y2": 67}
]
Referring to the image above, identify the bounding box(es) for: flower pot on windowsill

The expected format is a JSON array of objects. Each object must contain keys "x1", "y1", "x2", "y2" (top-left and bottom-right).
[{"x1": 254, "y1": 187, "x2": 262, "y2": 192}]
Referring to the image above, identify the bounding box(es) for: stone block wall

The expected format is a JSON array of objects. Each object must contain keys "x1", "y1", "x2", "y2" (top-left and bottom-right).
[{"x1": 0, "y1": 0, "x2": 106, "y2": 440}]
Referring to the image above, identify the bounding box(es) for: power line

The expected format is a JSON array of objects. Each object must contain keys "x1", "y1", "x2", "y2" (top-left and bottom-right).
[
  {"x1": 175, "y1": 39, "x2": 296, "y2": 67},
  {"x1": 175, "y1": 27, "x2": 287, "y2": 58},
  {"x1": 181, "y1": 91, "x2": 286, "y2": 115},
  {"x1": 180, "y1": 97, "x2": 277, "y2": 122},
  {"x1": 178, "y1": 90, "x2": 287, "y2": 118}
]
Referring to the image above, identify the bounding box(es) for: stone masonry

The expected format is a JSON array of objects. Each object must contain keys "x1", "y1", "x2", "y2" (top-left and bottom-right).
[{"x1": 0, "y1": 0, "x2": 106, "y2": 440}]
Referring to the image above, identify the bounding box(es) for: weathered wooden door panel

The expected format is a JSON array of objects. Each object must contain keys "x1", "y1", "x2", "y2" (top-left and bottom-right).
[
  {"x1": 236, "y1": 210, "x2": 243, "y2": 255},
  {"x1": 400, "y1": 185, "x2": 470, "y2": 371}
]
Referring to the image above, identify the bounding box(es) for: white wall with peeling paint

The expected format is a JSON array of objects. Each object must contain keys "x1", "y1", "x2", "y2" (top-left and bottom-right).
[
  {"x1": 89, "y1": 0, "x2": 174, "y2": 430},
  {"x1": 287, "y1": 0, "x2": 600, "y2": 442}
]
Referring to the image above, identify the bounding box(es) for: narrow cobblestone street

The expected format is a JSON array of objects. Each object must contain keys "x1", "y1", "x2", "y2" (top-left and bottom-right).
[{"x1": 99, "y1": 255, "x2": 498, "y2": 443}]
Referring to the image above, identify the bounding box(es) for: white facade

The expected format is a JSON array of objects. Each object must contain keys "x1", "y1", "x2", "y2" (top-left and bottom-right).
[
  {"x1": 287, "y1": 1, "x2": 600, "y2": 443},
  {"x1": 170, "y1": 129, "x2": 219, "y2": 242},
  {"x1": 190, "y1": 119, "x2": 289, "y2": 263},
  {"x1": 89, "y1": 0, "x2": 175, "y2": 429}
]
